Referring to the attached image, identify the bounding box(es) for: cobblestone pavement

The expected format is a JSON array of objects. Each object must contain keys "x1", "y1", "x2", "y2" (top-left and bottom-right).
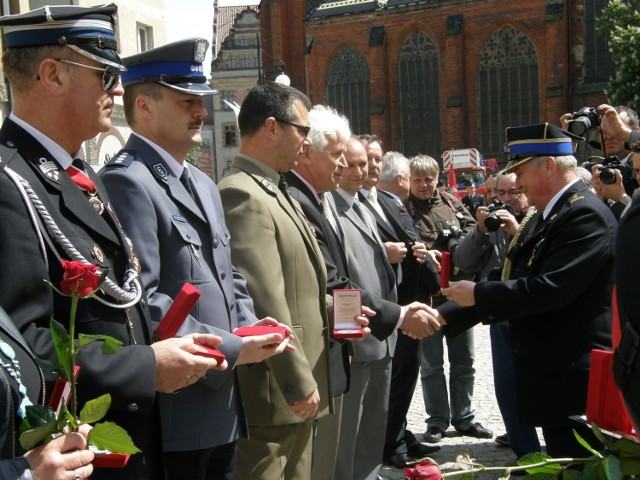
[{"x1": 379, "y1": 324, "x2": 545, "y2": 479}]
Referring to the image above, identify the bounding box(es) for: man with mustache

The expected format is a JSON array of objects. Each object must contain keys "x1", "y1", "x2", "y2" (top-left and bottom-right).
[{"x1": 100, "y1": 39, "x2": 292, "y2": 480}]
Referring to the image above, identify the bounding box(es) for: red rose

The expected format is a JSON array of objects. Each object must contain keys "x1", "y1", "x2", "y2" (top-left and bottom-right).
[
  {"x1": 404, "y1": 461, "x2": 443, "y2": 480},
  {"x1": 60, "y1": 260, "x2": 101, "y2": 298}
]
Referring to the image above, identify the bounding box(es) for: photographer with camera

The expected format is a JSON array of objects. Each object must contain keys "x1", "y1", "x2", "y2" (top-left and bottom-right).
[
  {"x1": 453, "y1": 172, "x2": 540, "y2": 459},
  {"x1": 591, "y1": 163, "x2": 631, "y2": 219},
  {"x1": 561, "y1": 105, "x2": 640, "y2": 218},
  {"x1": 404, "y1": 155, "x2": 493, "y2": 444}
]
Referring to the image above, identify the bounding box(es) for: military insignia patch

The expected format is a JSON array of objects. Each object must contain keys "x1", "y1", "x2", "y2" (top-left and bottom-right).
[
  {"x1": 153, "y1": 163, "x2": 168, "y2": 180},
  {"x1": 569, "y1": 194, "x2": 584, "y2": 204},
  {"x1": 194, "y1": 39, "x2": 207, "y2": 63},
  {"x1": 259, "y1": 178, "x2": 277, "y2": 196},
  {"x1": 38, "y1": 157, "x2": 59, "y2": 183}
]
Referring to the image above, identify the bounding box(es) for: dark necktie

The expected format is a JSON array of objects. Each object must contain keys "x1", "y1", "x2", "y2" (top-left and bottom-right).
[
  {"x1": 180, "y1": 167, "x2": 196, "y2": 200},
  {"x1": 353, "y1": 200, "x2": 375, "y2": 235}
]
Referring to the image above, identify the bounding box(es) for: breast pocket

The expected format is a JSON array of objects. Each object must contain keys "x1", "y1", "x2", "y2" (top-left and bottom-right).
[{"x1": 171, "y1": 216, "x2": 210, "y2": 284}]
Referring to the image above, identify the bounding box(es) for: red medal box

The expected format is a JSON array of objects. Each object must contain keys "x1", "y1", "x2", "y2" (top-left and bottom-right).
[
  {"x1": 155, "y1": 282, "x2": 225, "y2": 362},
  {"x1": 233, "y1": 325, "x2": 290, "y2": 338}
]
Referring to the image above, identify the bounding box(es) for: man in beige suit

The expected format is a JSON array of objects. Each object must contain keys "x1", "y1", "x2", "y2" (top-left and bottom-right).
[{"x1": 218, "y1": 81, "x2": 332, "y2": 480}]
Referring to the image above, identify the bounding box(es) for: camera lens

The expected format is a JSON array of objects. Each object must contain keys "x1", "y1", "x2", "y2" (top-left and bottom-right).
[
  {"x1": 600, "y1": 167, "x2": 617, "y2": 184},
  {"x1": 567, "y1": 117, "x2": 591, "y2": 137},
  {"x1": 484, "y1": 213, "x2": 502, "y2": 232}
]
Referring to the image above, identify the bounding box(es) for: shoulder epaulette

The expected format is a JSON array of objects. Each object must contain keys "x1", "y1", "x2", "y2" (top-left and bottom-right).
[
  {"x1": 568, "y1": 193, "x2": 585, "y2": 204},
  {"x1": 0, "y1": 143, "x2": 17, "y2": 172},
  {"x1": 104, "y1": 149, "x2": 136, "y2": 168}
]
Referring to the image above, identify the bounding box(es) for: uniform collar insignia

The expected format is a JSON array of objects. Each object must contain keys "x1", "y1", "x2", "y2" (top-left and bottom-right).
[
  {"x1": 259, "y1": 178, "x2": 277, "y2": 196},
  {"x1": 37, "y1": 157, "x2": 60, "y2": 183},
  {"x1": 568, "y1": 194, "x2": 584, "y2": 204},
  {"x1": 153, "y1": 163, "x2": 168, "y2": 180}
]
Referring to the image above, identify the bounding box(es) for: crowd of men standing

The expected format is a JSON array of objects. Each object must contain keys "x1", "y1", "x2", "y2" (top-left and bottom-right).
[{"x1": 1, "y1": 4, "x2": 640, "y2": 480}]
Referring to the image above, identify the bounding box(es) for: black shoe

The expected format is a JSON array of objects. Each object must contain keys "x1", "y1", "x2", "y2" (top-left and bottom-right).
[
  {"x1": 455, "y1": 422, "x2": 493, "y2": 439},
  {"x1": 406, "y1": 441, "x2": 441, "y2": 457},
  {"x1": 383, "y1": 452, "x2": 421, "y2": 469},
  {"x1": 423, "y1": 426, "x2": 445, "y2": 443},
  {"x1": 495, "y1": 433, "x2": 510, "y2": 448}
]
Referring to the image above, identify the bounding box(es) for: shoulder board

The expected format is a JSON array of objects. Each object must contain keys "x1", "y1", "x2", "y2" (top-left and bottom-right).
[
  {"x1": 568, "y1": 193, "x2": 585, "y2": 204},
  {"x1": 104, "y1": 149, "x2": 136, "y2": 169},
  {"x1": 0, "y1": 144, "x2": 18, "y2": 173}
]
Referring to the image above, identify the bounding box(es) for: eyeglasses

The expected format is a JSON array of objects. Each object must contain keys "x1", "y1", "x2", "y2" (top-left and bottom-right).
[
  {"x1": 54, "y1": 58, "x2": 121, "y2": 91},
  {"x1": 497, "y1": 189, "x2": 523, "y2": 197},
  {"x1": 274, "y1": 117, "x2": 311, "y2": 137}
]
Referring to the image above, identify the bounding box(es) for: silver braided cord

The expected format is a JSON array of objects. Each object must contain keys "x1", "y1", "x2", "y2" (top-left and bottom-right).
[{"x1": 5, "y1": 166, "x2": 143, "y2": 309}]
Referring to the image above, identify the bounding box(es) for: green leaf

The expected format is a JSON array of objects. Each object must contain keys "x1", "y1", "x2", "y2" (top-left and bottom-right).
[
  {"x1": 49, "y1": 318, "x2": 72, "y2": 379},
  {"x1": 79, "y1": 394, "x2": 111, "y2": 424},
  {"x1": 589, "y1": 423, "x2": 610, "y2": 449},
  {"x1": 19, "y1": 406, "x2": 58, "y2": 450},
  {"x1": 581, "y1": 460, "x2": 604, "y2": 480},
  {"x1": 601, "y1": 455, "x2": 623, "y2": 480},
  {"x1": 516, "y1": 453, "x2": 562, "y2": 474},
  {"x1": 518, "y1": 453, "x2": 551, "y2": 466},
  {"x1": 610, "y1": 437, "x2": 640, "y2": 456},
  {"x1": 573, "y1": 429, "x2": 602, "y2": 458},
  {"x1": 522, "y1": 473, "x2": 558, "y2": 479},
  {"x1": 89, "y1": 422, "x2": 140, "y2": 454},
  {"x1": 619, "y1": 456, "x2": 640, "y2": 476},
  {"x1": 78, "y1": 333, "x2": 122, "y2": 354},
  {"x1": 456, "y1": 473, "x2": 474, "y2": 480},
  {"x1": 561, "y1": 470, "x2": 581, "y2": 480}
]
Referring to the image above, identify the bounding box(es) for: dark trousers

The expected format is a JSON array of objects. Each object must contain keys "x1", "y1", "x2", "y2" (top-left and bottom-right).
[
  {"x1": 542, "y1": 424, "x2": 602, "y2": 458},
  {"x1": 490, "y1": 324, "x2": 541, "y2": 457},
  {"x1": 384, "y1": 333, "x2": 421, "y2": 457},
  {"x1": 164, "y1": 441, "x2": 237, "y2": 480}
]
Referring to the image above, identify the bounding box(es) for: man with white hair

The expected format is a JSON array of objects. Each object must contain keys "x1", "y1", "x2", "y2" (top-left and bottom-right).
[{"x1": 440, "y1": 123, "x2": 617, "y2": 457}]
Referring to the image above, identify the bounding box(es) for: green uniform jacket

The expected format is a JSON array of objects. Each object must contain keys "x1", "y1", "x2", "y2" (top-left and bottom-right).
[{"x1": 218, "y1": 155, "x2": 332, "y2": 426}]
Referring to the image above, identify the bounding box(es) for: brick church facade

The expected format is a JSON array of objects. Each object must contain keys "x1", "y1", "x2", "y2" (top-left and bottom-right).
[{"x1": 259, "y1": 0, "x2": 615, "y2": 164}]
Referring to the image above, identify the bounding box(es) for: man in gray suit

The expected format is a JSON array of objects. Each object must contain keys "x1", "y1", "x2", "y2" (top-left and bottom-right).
[
  {"x1": 100, "y1": 39, "x2": 292, "y2": 480},
  {"x1": 332, "y1": 137, "x2": 400, "y2": 480}
]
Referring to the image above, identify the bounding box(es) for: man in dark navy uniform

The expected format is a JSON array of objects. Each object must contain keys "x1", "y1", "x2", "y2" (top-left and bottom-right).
[
  {"x1": 438, "y1": 123, "x2": 616, "y2": 457},
  {"x1": 0, "y1": 6, "x2": 224, "y2": 479}
]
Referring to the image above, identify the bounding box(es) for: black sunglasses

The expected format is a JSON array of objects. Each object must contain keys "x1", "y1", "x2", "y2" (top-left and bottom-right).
[
  {"x1": 274, "y1": 117, "x2": 311, "y2": 136},
  {"x1": 55, "y1": 58, "x2": 121, "y2": 91}
]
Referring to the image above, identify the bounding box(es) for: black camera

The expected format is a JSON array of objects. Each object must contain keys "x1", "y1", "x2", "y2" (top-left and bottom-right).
[
  {"x1": 599, "y1": 156, "x2": 634, "y2": 185},
  {"x1": 567, "y1": 107, "x2": 601, "y2": 137},
  {"x1": 484, "y1": 199, "x2": 514, "y2": 232},
  {"x1": 440, "y1": 225, "x2": 462, "y2": 241}
]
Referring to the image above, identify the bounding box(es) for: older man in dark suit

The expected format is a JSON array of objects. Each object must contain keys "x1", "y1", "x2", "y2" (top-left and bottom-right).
[
  {"x1": 285, "y1": 107, "x2": 440, "y2": 479},
  {"x1": 100, "y1": 40, "x2": 292, "y2": 480},
  {"x1": 359, "y1": 150, "x2": 440, "y2": 467},
  {"x1": 439, "y1": 123, "x2": 616, "y2": 457},
  {"x1": 331, "y1": 137, "x2": 435, "y2": 480}
]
